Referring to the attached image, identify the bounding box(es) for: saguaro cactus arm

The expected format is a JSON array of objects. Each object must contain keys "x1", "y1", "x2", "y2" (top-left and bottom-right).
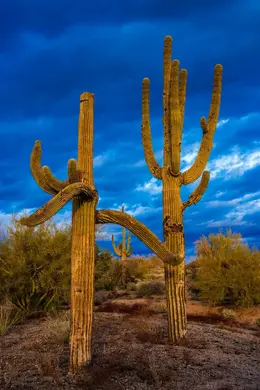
[
  {"x1": 126, "y1": 231, "x2": 132, "y2": 254},
  {"x1": 142, "y1": 78, "x2": 162, "y2": 180},
  {"x1": 181, "y1": 64, "x2": 222, "y2": 185},
  {"x1": 68, "y1": 159, "x2": 80, "y2": 183},
  {"x1": 167, "y1": 60, "x2": 187, "y2": 175},
  {"x1": 111, "y1": 234, "x2": 122, "y2": 256},
  {"x1": 182, "y1": 171, "x2": 210, "y2": 211},
  {"x1": 162, "y1": 36, "x2": 187, "y2": 172},
  {"x1": 42, "y1": 166, "x2": 69, "y2": 192},
  {"x1": 96, "y1": 209, "x2": 183, "y2": 266},
  {"x1": 19, "y1": 182, "x2": 97, "y2": 227},
  {"x1": 30, "y1": 141, "x2": 68, "y2": 195}
]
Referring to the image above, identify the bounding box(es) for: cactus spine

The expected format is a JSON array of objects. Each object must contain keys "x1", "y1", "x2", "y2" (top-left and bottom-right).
[
  {"x1": 141, "y1": 36, "x2": 222, "y2": 342},
  {"x1": 111, "y1": 205, "x2": 132, "y2": 285},
  {"x1": 19, "y1": 93, "x2": 183, "y2": 374}
]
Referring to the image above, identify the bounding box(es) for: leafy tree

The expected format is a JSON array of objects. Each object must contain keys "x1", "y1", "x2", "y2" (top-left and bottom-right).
[
  {"x1": 194, "y1": 229, "x2": 260, "y2": 307},
  {"x1": 0, "y1": 214, "x2": 114, "y2": 312},
  {"x1": 0, "y1": 215, "x2": 71, "y2": 312}
]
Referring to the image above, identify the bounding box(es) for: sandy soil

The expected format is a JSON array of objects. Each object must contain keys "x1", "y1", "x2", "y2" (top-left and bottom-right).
[{"x1": 0, "y1": 300, "x2": 259, "y2": 390}]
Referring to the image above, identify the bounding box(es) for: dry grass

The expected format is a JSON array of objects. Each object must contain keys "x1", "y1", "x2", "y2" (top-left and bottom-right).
[
  {"x1": 128, "y1": 315, "x2": 166, "y2": 344},
  {"x1": 40, "y1": 310, "x2": 70, "y2": 344},
  {"x1": 0, "y1": 304, "x2": 22, "y2": 336}
]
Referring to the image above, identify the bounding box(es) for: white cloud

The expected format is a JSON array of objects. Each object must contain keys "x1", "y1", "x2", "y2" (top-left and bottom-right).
[
  {"x1": 215, "y1": 191, "x2": 225, "y2": 198},
  {"x1": 216, "y1": 118, "x2": 229, "y2": 128},
  {"x1": 208, "y1": 146, "x2": 260, "y2": 179},
  {"x1": 135, "y1": 177, "x2": 162, "y2": 195},
  {"x1": 201, "y1": 191, "x2": 260, "y2": 228},
  {"x1": 111, "y1": 202, "x2": 161, "y2": 217},
  {"x1": 94, "y1": 150, "x2": 116, "y2": 168},
  {"x1": 206, "y1": 191, "x2": 260, "y2": 208}
]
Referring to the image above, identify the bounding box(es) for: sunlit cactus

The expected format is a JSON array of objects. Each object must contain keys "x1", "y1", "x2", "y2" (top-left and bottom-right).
[
  {"x1": 19, "y1": 93, "x2": 182, "y2": 374},
  {"x1": 111, "y1": 205, "x2": 133, "y2": 285},
  {"x1": 141, "y1": 35, "x2": 222, "y2": 342}
]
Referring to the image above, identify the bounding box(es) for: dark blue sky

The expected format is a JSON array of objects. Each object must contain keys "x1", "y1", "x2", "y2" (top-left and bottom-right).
[{"x1": 1, "y1": 0, "x2": 260, "y2": 262}]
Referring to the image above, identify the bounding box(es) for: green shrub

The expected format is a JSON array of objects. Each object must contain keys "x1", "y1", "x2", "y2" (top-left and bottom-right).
[
  {"x1": 221, "y1": 308, "x2": 236, "y2": 320},
  {"x1": 0, "y1": 303, "x2": 22, "y2": 336},
  {"x1": 127, "y1": 282, "x2": 137, "y2": 291},
  {"x1": 256, "y1": 318, "x2": 260, "y2": 327},
  {"x1": 0, "y1": 215, "x2": 114, "y2": 314},
  {"x1": 94, "y1": 290, "x2": 111, "y2": 305},
  {"x1": 194, "y1": 230, "x2": 260, "y2": 307},
  {"x1": 0, "y1": 216, "x2": 71, "y2": 313},
  {"x1": 95, "y1": 245, "x2": 113, "y2": 290},
  {"x1": 152, "y1": 303, "x2": 167, "y2": 313},
  {"x1": 136, "y1": 281, "x2": 165, "y2": 297}
]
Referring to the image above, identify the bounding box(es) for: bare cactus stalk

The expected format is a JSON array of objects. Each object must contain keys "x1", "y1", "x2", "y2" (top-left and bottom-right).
[
  {"x1": 69, "y1": 93, "x2": 97, "y2": 374},
  {"x1": 111, "y1": 205, "x2": 132, "y2": 286},
  {"x1": 141, "y1": 36, "x2": 222, "y2": 342}
]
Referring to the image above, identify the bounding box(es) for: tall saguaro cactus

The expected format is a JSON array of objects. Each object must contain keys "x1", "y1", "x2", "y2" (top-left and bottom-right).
[
  {"x1": 19, "y1": 92, "x2": 183, "y2": 374},
  {"x1": 141, "y1": 36, "x2": 222, "y2": 342},
  {"x1": 111, "y1": 205, "x2": 132, "y2": 285}
]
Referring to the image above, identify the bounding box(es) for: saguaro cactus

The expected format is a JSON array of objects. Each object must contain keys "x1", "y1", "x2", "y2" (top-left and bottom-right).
[
  {"x1": 141, "y1": 36, "x2": 222, "y2": 342},
  {"x1": 111, "y1": 205, "x2": 132, "y2": 285},
  {"x1": 19, "y1": 92, "x2": 183, "y2": 374}
]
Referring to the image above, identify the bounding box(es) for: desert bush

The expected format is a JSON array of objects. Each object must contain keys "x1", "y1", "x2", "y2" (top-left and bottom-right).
[
  {"x1": 0, "y1": 216, "x2": 71, "y2": 313},
  {"x1": 0, "y1": 303, "x2": 22, "y2": 336},
  {"x1": 136, "y1": 281, "x2": 165, "y2": 298},
  {"x1": 41, "y1": 310, "x2": 70, "y2": 344},
  {"x1": 127, "y1": 282, "x2": 137, "y2": 291},
  {"x1": 185, "y1": 260, "x2": 200, "y2": 300},
  {"x1": 194, "y1": 230, "x2": 260, "y2": 307},
  {"x1": 0, "y1": 214, "x2": 114, "y2": 314},
  {"x1": 152, "y1": 303, "x2": 167, "y2": 313},
  {"x1": 94, "y1": 290, "x2": 111, "y2": 305},
  {"x1": 95, "y1": 260, "x2": 122, "y2": 291},
  {"x1": 95, "y1": 245, "x2": 113, "y2": 290},
  {"x1": 221, "y1": 308, "x2": 237, "y2": 320},
  {"x1": 256, "y1": 318, "x2": 260, "y2": 327}
]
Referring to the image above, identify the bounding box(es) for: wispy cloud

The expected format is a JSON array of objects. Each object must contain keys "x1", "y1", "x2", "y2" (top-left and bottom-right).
[
  {"x1": 94, "y1": 150, "x2": 115, "y2": 168},
  {"x1": 135, "y1": 177, "x2": 162, "y2": 195},
  {"x1": 111, "y1": 202, "x2": 161, "y2": 217},
  {"x1": 201, "y1": 191, "x2": 260, "y2": 228},
  {"x1": 208, "y1": 146, "x2": 260, "y2": 179}
]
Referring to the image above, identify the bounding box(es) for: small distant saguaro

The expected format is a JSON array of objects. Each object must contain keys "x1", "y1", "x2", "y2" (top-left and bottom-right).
[
  {"x1": 141, "y1": 36, "x2": 222, "y2": 342},
  {"x1": 111, "y1": 205, "x2": 133, "y2": 286}
]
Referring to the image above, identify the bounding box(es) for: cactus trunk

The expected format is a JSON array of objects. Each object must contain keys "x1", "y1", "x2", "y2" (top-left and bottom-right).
[
  {"x1": 69, "y1": 92, "x2": 96, "y2": 374},
  {"x1": 163, "y1": 175, "x2": 186, "y2": 342},
  {"x1": 69, "y1": 197, "x2": 96, "y2": 372}
]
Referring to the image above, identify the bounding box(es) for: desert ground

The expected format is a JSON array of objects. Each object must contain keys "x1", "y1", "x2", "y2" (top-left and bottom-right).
[{"x1": 0, "y1": 296, "x2": 259, "y2": 390}]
